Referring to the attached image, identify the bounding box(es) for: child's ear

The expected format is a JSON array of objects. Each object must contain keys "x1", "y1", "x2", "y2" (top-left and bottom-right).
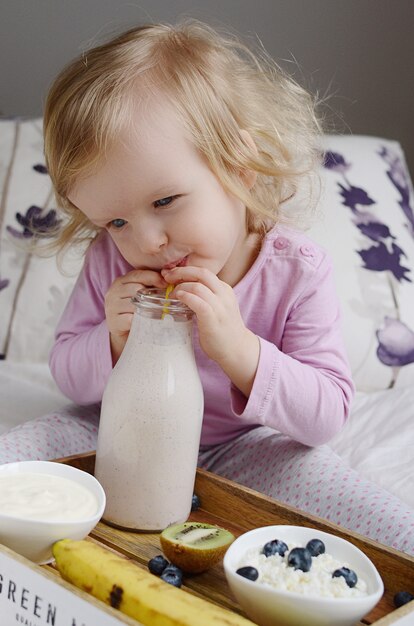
[{"x1": 239, "y1": 129, "x2": 258, "y2": 190}]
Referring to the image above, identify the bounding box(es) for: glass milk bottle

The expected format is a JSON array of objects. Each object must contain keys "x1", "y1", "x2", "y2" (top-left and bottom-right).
[{"x1": 94, "y1": 288, "x2": 204, "y2": 530}]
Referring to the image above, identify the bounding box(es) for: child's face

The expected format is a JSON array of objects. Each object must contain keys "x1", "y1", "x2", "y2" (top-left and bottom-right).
[{"x1": 69, "y1": 99, "x2": 255, "y2": 286}]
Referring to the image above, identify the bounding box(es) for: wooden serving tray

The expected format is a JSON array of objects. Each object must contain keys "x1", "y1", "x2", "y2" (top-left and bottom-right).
[{"x1": 46, "y1": 451, "x2": 414, "y2": 625}]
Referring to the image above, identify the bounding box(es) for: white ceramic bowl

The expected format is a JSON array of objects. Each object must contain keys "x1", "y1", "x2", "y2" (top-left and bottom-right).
[
  {"x1": 0, "y1": 461, "x2": 105, "y2": 564},
  {"x1": 223, "y1": 525, "x2": 384, "y2": 626}
]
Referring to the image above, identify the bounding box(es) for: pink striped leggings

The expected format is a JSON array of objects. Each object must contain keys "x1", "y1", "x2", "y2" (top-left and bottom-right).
[{"x1": 0, "y1": 404, "x2": 412, "y2": 555}]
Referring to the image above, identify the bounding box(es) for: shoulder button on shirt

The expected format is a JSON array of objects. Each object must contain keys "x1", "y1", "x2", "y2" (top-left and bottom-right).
[
  {"x1": 299, "y1": 244, "x2": 315, "y2": 257},
  {"x1": 274, "y1": 237, "x2": 290, "y2": 250}
]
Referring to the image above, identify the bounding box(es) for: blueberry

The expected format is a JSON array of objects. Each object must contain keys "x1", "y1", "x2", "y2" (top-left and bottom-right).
[
  {"x1": 306, "y1": 539, "x2": 325, "y2": 557},
  {"x1": 236, "y1": 566, "x2": 259, "y2": 581},
  {"x1": 332, "y1": 567, "x2": 358, "y2": 588},
  {"x1": 394, "y1": 591, "x2": 414, "y2": 608},
  {"x1": 163, "y1": 564, "x2": 183, "y2": 575},
  {"x1": 287, "y1": 547, "x2": 312, "y2": 572},
  {"x1": 161, "y1": 565, "x2": 183, "y2": 587},
  {"x1": 148, "y1": 554, "x2": 169, "y2": 576},
  {"x1": 262, "y1": 539, "x2": 288, "y2": 558},
  {"x1": 191, "y1": 493, "x2": 201, "y2": 511}
]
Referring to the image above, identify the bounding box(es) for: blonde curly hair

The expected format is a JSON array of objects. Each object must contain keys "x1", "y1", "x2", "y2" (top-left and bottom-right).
[{"x1": 43, "y1": 19, "x2": 323, "y2": 253}]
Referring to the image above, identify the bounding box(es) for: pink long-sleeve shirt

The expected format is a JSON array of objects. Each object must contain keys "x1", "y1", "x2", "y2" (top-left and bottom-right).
[{"x1": 49, "y1": 224, "x2": 354, "y2": 447}]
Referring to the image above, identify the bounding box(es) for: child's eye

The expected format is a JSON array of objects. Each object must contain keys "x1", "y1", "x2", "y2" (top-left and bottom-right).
[
  {"x1": 109, "y1": 218, "x2": 127, "y2": 229},
  {"x1": 153, "y1": 196, "x2": 177, "y2": 208}
]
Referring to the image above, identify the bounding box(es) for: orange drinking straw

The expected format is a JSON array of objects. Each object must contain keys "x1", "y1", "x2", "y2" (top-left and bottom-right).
[{"x1": 162, "y1": 284, "x2": 174, "y2": 319}]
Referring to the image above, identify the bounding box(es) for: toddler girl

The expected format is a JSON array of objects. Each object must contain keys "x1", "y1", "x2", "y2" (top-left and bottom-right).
[{"x1": 1, "y1": 21, "x2": 413, "y2": 555}]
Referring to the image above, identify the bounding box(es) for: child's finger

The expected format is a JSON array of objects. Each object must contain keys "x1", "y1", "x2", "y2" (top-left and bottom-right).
[
  {"x1": 115, "y1": 312, "x2": 135, "y2": 333},
  {"x1": 173, "y1": 280, "x2": 215, "y2": 306},
  {"x1": 174, "y1": 289, "x2": 213, "y2": 320},
  {"x1": 162, "y1": 265, "x2": 220, "y2": 292},
  {"x1": 120, "y1": 269, "x2": 168, "y2": 288}
]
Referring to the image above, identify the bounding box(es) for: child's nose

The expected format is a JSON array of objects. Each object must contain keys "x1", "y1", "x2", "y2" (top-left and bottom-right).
[{"x1": 134, "y1": 222, "x2": 168, "y2": 254}]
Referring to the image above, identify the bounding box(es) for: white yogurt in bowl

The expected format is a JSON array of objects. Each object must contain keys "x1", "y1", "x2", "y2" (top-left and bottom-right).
[
  {"x1": 0, "y1": 473, "x2": 98, "y2": 521},
  {"x1": 0, "y1": 461, "x2": 105, "y2": 563}
]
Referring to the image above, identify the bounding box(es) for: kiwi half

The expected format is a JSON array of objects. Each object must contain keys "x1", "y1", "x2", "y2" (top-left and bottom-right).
[{"x1": 160, "y1": 522, "x2": 235, "y2": 573}]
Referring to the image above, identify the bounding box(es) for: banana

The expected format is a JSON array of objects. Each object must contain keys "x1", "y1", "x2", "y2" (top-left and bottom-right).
[{"x1": 53, "y1": 539, "x2": 257, "y2": 626}]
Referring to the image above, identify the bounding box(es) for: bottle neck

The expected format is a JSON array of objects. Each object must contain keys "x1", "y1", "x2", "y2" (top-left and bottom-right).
[
  {"x1": 128, "y1": 289, "x2": 194, "y2": 348},
  {"x1": 131, "y1": 288, "x2": 194, "y2": 322}
]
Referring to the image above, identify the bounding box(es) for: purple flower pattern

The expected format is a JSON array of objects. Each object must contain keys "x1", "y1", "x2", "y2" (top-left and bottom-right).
[
  {"x1": 324, "y1": 150, "x2": 411, "y2": 284},
  {"x1": 7, "y1": 205, "x2": 61, "y2": 239},
  {"x1": 323, "y1": 151, "x2": 351, "y2": 175},
  {"x1": 0, "y1": 278, "x2": 9, "y2": 291},
  {"x1": 358, "y1": 242, "x2": 410, "y2": 283},
  {"x1": 1, "y1": 157, "x2": 59, "y2": 361},
  {"x1": 323, "y1": 147, "x2": 414, "y2": 378},
  {"x1": 0, "y1": 277, "x2": 10, "y2": 356},
  {"x1": 32, "y1": 164, "x2": 48, "y2": 174},
  {"x1": 0, "y1": 278, "x2": 10, "y2": 360},
  {"x1": 379, "y1": 146, "x2": 414, "y2": 237},
  {"x1": 338, "y1": 183, "x2": 376, "y2": 211},
  {"x1": 376, "y1": 317, "x2": 414, "y2": 367}
]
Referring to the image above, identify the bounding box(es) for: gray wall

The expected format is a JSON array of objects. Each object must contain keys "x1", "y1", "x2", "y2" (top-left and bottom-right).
[{"x1": 1, "y1": 0, "x2": 413, "y2": 172}]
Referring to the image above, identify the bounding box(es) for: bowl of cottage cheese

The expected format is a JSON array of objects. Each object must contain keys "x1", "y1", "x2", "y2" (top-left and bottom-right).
[
  {"x1": 223, "y1": 525, "x2": 384, "y2": 626},
  {"x1": 0, "y1": 461, "x2": 105, "y2": 564}
]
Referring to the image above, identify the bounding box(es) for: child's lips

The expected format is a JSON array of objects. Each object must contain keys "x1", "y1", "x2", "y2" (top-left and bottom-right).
[{"x1": 163, "y1": 256, "x2": 188, "y2": 271}]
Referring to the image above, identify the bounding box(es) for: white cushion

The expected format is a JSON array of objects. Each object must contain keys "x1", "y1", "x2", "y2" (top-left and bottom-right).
[
  {"x1": 310, "y1": 135, "x2": 414, "y2": 391},
  {"x1": 0, "y1": 119, "x2": 83, "y2": 363}
]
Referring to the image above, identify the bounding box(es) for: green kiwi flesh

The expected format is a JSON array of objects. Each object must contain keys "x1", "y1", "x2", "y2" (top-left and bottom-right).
[{"x1": 160, "y1": 522, "x2": 235, "y2": 573}]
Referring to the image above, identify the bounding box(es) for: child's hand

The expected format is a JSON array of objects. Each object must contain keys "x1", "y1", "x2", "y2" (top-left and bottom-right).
[
  {"x1": 105, "y1": 269, "x2": 167, "y2": 362},
  {"x1": 161, "y1": 266, "x2": 260, "y2": 396}
]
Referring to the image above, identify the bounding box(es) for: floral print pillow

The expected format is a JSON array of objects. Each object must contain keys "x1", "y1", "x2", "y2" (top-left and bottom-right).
[
  {"x1": 0, "y1": 119, "x2": 83, "y2": 363},
  {"x1": 310, "y1": 135, "x2": 414, "y2": 391}
]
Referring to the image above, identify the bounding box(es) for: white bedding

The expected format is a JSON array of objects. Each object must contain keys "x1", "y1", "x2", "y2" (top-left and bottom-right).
[
  {"x1": 0, "y1": 362, "x2": 68, "y2": 435},
  {"x1": 330, "y1": 388, "x2": 414, "y2": 509},
  {"x1": 1, "y1": 363, "x2": 412, "y2": 509}
]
